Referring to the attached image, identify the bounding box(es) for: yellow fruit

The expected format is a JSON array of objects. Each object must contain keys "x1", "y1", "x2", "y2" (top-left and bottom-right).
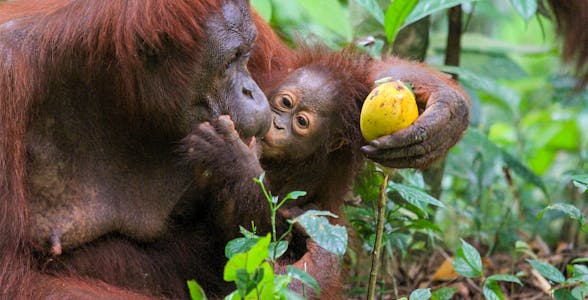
[{"x1": 360, "y1": 80, "x2": 418, "y2": 141}]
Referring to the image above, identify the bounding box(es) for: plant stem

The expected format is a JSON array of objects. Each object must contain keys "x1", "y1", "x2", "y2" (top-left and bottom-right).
[{"x1": 367, "y1": 174, "x2": 389, "y2": 300}]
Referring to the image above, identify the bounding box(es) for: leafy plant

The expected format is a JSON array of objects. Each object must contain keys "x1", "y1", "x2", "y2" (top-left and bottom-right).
[
  {"x1": 189, "y1": 173, "x2": 348, "y2": 299},
  {"x1": 453, "y1": 239, "x2": 523, "y2": 299}
]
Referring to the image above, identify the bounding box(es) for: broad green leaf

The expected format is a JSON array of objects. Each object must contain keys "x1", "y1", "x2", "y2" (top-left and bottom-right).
[
  {"x1": 572, "y1": 285, "x2": 588, "y2": 300},
  {"x1": 389, "y1": 181, "x2": 445, "y2": 214},
  {"x1": 224, "y1": 253, "x2": 248, "y2": 282},
  {"x1": 482, "y1": 280, "x2": 504, "y2": 300},
  {"x1": 225, "y1": 237, "x2": 259, "y2": 259},
  {"x1": 384, "y1": 0, "x2": 418, "y2": 44},
  {"x1": 431, "y1": 287, "x2": 457, "y2": 300},
  {"x1": 256, "y1": 262, "x2": 275, "y2": 300},
  {"x1": 268, "y1": 241, "x2": 288, "y2": 260},
  {"x1": 409, "y1": 288, "x2": 431, "y2": 300},
  {"x1": 297, "y1": 0, "x2": 352, "y2": 41},
  {"x1": 295, "y1": 211, "x2": 348, "y2": 256},
  {"x1": 486, "y1": 274, "x2": 523, "y2": 285},
  {"x1": 510, "y1": 0, "x2": 537, "y2": 21},
  {"x1": 287, "y1": 266, "x2": 321, "y2": 295},
  {"x1": 404, "y1": 0, "x2": 478, "y2": 27},
  {"x1": 553, "y1": 288, "x2": 579, "y2": 300},
  {"x1": 538, "y1": 204, "x2": 586, "y2": 228},
  {"x1": 251, "y1": 0, "x2": 272, "y2": 22},
  {"x1": 354, "y1": 0, "x2": 385, "y2": 25},
  {"x1": 528, "y1": 259, "x2": 566, "y2": 284},
  {"x1": 453, "y1": 239, "x2": 482, "y2": 278},
  {"x1": 245, "y1": 235, "x2": 271, "y2": 273},
  {"x1": 187, "y1": 280, "x2": 207, "y2": 300},
  {"x1": 223, "y1": 235, "x2": 271, "y2": 281}
]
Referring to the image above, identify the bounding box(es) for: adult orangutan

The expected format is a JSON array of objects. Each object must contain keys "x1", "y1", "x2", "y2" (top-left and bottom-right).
[{"x1": 0, "y1": 0, "x2": 582, "y2": 299}]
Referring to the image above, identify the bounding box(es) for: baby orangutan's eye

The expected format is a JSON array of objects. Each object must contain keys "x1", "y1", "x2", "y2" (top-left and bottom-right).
[
  {"x1": 295, "y1": 115, "x2": 309, "y2": 128},
  {"x1": 281, "y1": 96, "x2": 293, "y2": 109}
]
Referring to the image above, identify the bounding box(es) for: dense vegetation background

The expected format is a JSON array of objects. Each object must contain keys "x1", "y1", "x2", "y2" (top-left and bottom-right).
[{"x1": 252, "y1": 0, "x2": 588, "y2": 299}]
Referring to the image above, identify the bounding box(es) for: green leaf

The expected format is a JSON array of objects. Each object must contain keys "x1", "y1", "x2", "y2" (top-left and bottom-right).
[
  {"x1": 527, "y1": 259, "x2": 566, "y2": 284},
  {"x1": 283, "y1": 191, "x2": 307, "y2": 201},
  {"x1": 389, "y1": 181, "x2": 445, "y2": 217},
  {"x1": 404, "y1": 0, "x2": 478, "y2": 26},
  {"x1": 287, "y1": 266, "x2": 321, "y2": 295},
  {"x1": 453, "y1": 239, "x2": 483, "y2": 278},
  {"x1": 431, "y1": 287, "x2": 457, "y2": 300},
  {"x1": 553, "y1": 288, "x2": 580, "y2": 300},
  {"x1": 572, "y1": 285, "x2": 588, "y2": 300},
  {"x1": 486, "y1": 274, "x2": 523, "y2": 285},
  {"x1": 268, "y1": 241, "x2": 288, "y2": 260},
  {"x1": 510, "y1": 0, "x2": 538, "y2": 21},
  {"x1": 538, "y1": 203, "x2": 587, "y2": 228},
  {"x1": 384, "y1": 0, "x2": 419, "y2": 44},
  {"x1": 223, "y1": 235, "x2": 271, "y2": 282},
  {"x1": 482, "y1": 280, "x2": 505, "y2": 300},
  {"x1": 223, "y1": 290, "x2": 240, "y2": 300},
  {"x1": 571, "y1": 258, "x2": 588, "y2": 264},
  {"x1": 251, "y1": 0, "x2": 272, "y2": 22},
  {"x1": 297, "y1": 0, "x2": 352, "y2": 41},
  {"x1": 294, "y1": 210, "x2": 348, "y2": 257},
  {"x1": 409, "y1": 288, "x2": 432, "y2": 300},
  {"x1": 187, "y1": 280, "x2": 207, "y2": 300},
  {"x1": 354, "y1": 0, "x2": 384, "y2": 25},
  {"x1": 225, "y1": 237, "x2": 259, "y2": 259}
]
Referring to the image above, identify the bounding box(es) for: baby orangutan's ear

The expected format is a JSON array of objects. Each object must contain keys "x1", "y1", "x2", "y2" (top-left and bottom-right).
[{"x1": 328, "y1": 137, "x2": 349, "y2": 152}]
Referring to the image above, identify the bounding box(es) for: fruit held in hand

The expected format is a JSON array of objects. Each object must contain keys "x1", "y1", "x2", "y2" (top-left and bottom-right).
[{"x1": 360, "y1": 79, "x2": 418, "y2": 141}]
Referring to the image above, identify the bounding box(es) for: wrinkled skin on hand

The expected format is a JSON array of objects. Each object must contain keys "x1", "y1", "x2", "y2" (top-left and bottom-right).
[{"x1": 361, "y1": 60, "x2": 470, "y2": 169}]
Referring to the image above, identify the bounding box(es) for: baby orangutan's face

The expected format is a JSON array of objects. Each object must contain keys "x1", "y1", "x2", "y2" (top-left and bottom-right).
[{"x1": 261, "y1": 67, "x2": 338, "y2": 161}]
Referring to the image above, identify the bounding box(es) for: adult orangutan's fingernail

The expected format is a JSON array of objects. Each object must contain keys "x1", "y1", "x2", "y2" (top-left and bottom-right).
[
  {"x1": 370, "y1": 140, "x2": 380, "y2": 147},
  {"x1": 361, "y1": 145, "x2": 375, "y2": 153}
]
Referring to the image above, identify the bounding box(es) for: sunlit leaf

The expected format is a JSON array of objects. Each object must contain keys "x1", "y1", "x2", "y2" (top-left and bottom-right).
[
  {"x1": 187, "y1": 280, "x2": 207, "y2": 300},
  {"x1": 384, "y1": 0, "x2": 418, "y2": 44},
  {"x1": 510, "y1": 0, "x2": 537, "y2": 21},
  {"x1": 528, "y1": 259, "x2": 566, "y2": 284},
  {"x1": 297, "y1": 0, "x2": 352, "y2": 41},
  {"x1": 409, "y1": 288, "x2": 431, "y2": 300},
  {"x1": 453, "y1": 239, "x2": 482, "y2": 278}
]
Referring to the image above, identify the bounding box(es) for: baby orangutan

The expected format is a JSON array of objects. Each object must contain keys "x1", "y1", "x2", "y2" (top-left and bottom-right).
[{"x1": 183, "y1": 47, "x2": 373, "y2": 298}]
